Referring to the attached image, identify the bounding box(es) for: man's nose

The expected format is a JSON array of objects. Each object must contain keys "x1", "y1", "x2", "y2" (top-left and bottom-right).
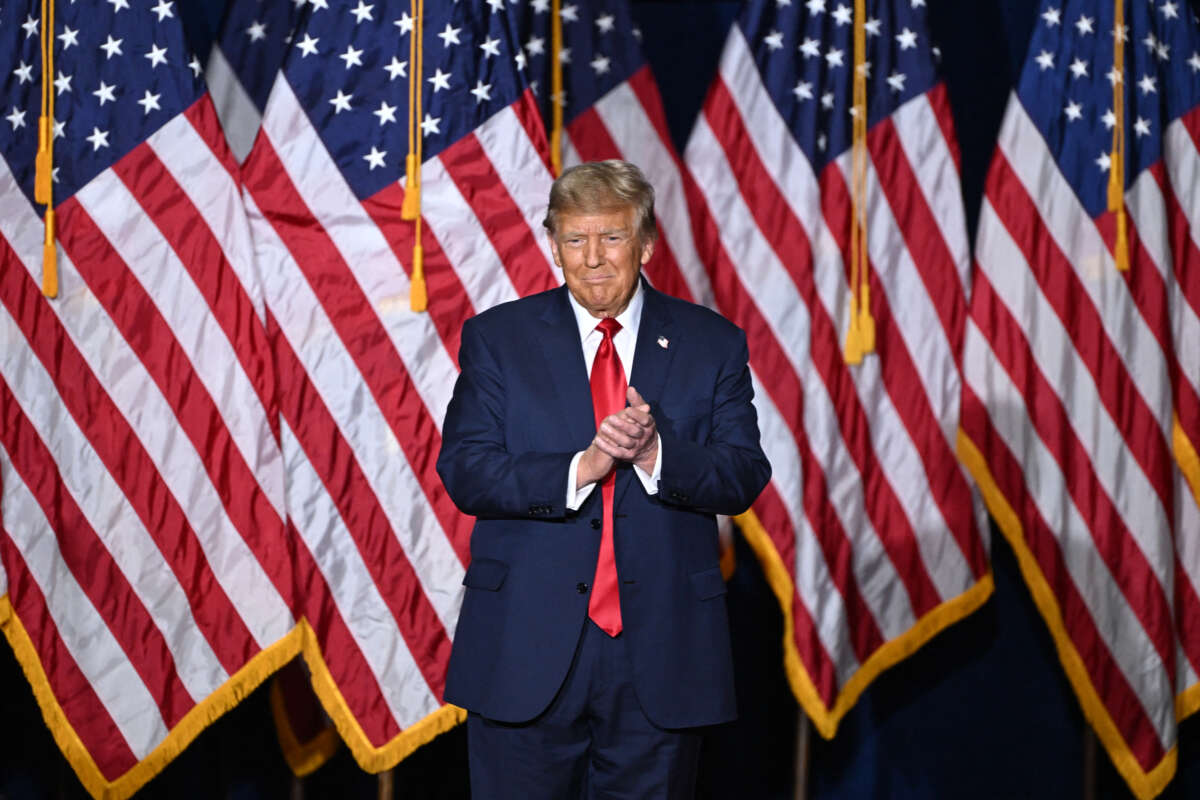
[{"x1": 584, "y1": 235, "x2": 604, "y2": 267}]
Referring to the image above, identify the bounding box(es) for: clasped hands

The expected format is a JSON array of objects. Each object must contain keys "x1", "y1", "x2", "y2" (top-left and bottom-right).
[{"x1": 577, "y1": 386, "x2": 657, "y2": 488}]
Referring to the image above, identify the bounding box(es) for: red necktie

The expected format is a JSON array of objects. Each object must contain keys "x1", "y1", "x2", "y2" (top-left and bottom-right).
[{"x1": 588, "y1": 317, "x2": 626, "y2": 637}]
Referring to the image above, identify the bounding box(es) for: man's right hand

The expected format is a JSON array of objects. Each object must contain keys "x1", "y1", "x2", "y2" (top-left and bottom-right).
[{"x1": 576, "y1": 440, "x2": 616, "y2": 489}]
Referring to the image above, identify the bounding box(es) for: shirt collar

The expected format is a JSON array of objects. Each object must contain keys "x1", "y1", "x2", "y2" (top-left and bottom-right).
[{"x1": 566, "y1": 279, "x2": 644, "y2": 342}]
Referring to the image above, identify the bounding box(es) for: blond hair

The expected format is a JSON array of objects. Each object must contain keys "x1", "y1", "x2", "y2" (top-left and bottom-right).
[{"x1": 543, "y1": 160, "x2": 657, "y2": 242}]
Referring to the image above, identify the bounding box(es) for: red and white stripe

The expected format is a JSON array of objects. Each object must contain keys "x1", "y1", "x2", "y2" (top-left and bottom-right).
[
  {"x1": 242, "y1": 75, "x2": 561, "y2": 748},
  {"x1": 962, "y1": 94, "x2": 1200, "y2": 788},
  {"x1": 0, "y1": 95, "x2": 294, "y2": 785},
  {"x1": 683, "y1": 25, "x2": 990, "y2": 726}
]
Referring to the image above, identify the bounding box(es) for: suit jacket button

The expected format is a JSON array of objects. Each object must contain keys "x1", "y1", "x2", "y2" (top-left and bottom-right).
[
  {"x1": 590, "y1": 518, "x2": 601, "y2": 530},
  {"x1": 576, "y1": 582, "x2": 588, "y2": 594}
]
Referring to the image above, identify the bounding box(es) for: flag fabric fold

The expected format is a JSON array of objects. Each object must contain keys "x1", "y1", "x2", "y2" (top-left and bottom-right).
[
  {"x1": 682, "y1": 0, "x2": 992, "y2": 738},
  {"x1": 960, "y1": 0, "x2": 1200, "y2": 797},
  {"x1": 0, "y1": 1, "x2": 299, "y2": 797}
]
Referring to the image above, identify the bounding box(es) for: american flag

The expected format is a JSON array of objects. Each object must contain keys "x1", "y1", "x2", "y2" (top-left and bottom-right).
[
  {"x1": 960, "y1": 0, "x2": 1200, "y2": 796},
  {"x1": 240, "y1": 0, "x2": 562, "y2": 764},
  {"x1": 207, "y1": 0, "x2": 305, "y2": 163},
  {"x1": 683, "y1": 0, "x2": 991, "y2": 737},
  {"x1": 0, "y1": 1, "x2": 297, "y2": 797}
]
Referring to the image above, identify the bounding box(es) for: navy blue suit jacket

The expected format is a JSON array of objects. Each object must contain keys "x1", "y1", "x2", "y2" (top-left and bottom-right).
[{"x1": 437, "y1": 281, "x2": 771, "y2": 729}]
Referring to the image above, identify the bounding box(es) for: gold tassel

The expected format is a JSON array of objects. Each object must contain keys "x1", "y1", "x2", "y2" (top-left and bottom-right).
[
  {"x1": 401, "y1": 0, "x2": 422, "y2": 221},
  {"x1": 401, "y1": 154, "x2": 420, "y2": 220},
  {"x1": 35, "y1": 117, "x2": 51, "y2": 203},
  {"x1": 858, "y1": 283, "x2": 874, "y2": 353},
  {"x1": 550, "y1": 0, "x2": 564, "y2": 176},
  {"x1": 846, "y1": 0, "x2": 873, "y2": 362},
  {"x1": 843, "y1": 297, "x2": 864, "y2": 365},
  {"x1": 1109, "y1": 0, "x2": 1128, "y2": 271},
  {"x1": 42, "y1": 209, "x2": 58, "y2": 298},
  {"x1": 410, "y1": 220, "x2": 427, "y2": 312}
]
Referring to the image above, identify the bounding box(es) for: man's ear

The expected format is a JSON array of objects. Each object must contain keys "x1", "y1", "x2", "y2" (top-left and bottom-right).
[
  {"x1": 639, "y1": 238, "x2": 655, "y2": 266},
  {"x1": 548, "y1": 234, "x2": 563, "y2": 268}
]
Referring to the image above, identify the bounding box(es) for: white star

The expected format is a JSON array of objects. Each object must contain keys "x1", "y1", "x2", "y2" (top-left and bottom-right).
[
  {"x1": 1101, "y1": 108, "x2": 1116, "y2": 129},
  {"x1": 1063, "y1": 100, "x2": 1082, "y2": 121},
  {"x1": 1036, "y1": 50, "x2": 1055, "y2": 70},
  {"x1": 1113, "y1": 24, "x2": 1128, "y2": 43},
  {"x1": 825, "y1": 47, "x2": 844, "y2": 67},
  {"x1": 817, "y1": 133, "x2": 828, "y2": 151},
  {"x1": 394, "y1": 11, "x2": 413, "y2": 34},
  {"x1": 363, "y1": 146, "x2": 386, "y2": 170},
  {"x1": 910, "y1": 0, "x2": 926, "y2": 7},
  {"x1": 633, "y1": 27, "x2": 642, "y2": 41},
  {"x1": 1095, "y1": 151, "x2": 1111, "y2": 172},
  {"x1": 559, "y1": 47, "x2": 571, "y2": 64},
  {"x1": 297, "y1": 33, "x2": 319, "y2": 57},
  {"x1": 526, "y1": 36, "x2": 545, "y2": 56},
  {"x1": 480, "y1": 36, "x2": 500, "y2": 57},
  {"x1": 383, "y1": 56, "x2": 407, "y2": 79},
  {"x1": 107, "y1": 0, "x2": 130, "y2": 11},
  {"x1": 1041, "y1": 7, "x2": 1060, "y2": 26},
  {"x1": 856, "y1": 60, "x2": 872, "y2": 77},
  {"x1": 151, "y1": 0, "x2": 174, "y2": 21},
  {"x1": 486, "y1": 0, "x2": 503, "y2": 11},
  {"x1": 793, "y1": 80, "x2": 813, "y2": 100},
  {"x1": 52, "y1": 119, "x2": 64, "y2": 139},
  {"x1": 428, "y1": 68, "x2": 451, "y2": 92},
  {"x1": 93, "y1": 81, "x2": 117, "y2": 105},
  {"x1": 438, "y1": 22, "x2": 461, "y2": 47},
  {"x1": 777, "y1": 0, "x2": 792, "y2": 6},
  {"x1": 340, "y1": 44, "x2": 363, "y2": 69},
  {"x1": 420, "y1": 113, "x2": 440, "y2": 136},
  {"x1": 349, "y1": 1, "x2": 373, "y2": 23},
  {"x1": 1161, "y1": 1, "x2": 1179, "y2": 20},
  {"x1": 58, "y1": 26, "x2": 80, "y2": 50},
  {"x1": 805, "y1": 0, "x2": 825, "y2": 14},
  {"x1": 13, "y1": 61, "x2": 34, "y2": 84},
  {"x1": 54, "y1": 71, "x2": 72, "y2": 95},
  {"x1": 561, "y1": 3, "x2": 578, "y2": 22},
  {"x1": 246, "y1": 21, "x2": 267, "y2": 42},
  {"x1": 887, "y1": 70, "x2": 907, "y2": 92},
  {"x1": 821, "y1": 91, "x2": 835, "y2": 109},
  {"x1": 1068, "y1": 58, "x2": 1088, "y2": 78},
  {"x1": 373, "y1": 101, "x2": 397, "y2": 125},
  {"x1": 138, "y1": 90, "x2": 162, "y2": 114},
  {"x1": 146, "y1": 43, "x2": 168, "y2": 68},
  {"x1": 832, "y1": 4, "x2": 852, "y2": 25},
  {"x1": 864, "y1": 18, "x2": 881, "y2": 36},
  {"x1": 1156, "y1": 43, "x2": 1170, "y2": 61},
  {"x1": 799, "y1": 37, "x2": 820, "y2": 58},
  {"x1": 1138, "y1": 74, "x2": 1157, "y2": 94},
  {"x1": 470, "y1": 79, "x2": 492, "y2": 103},
  {"x1": 5, "y1": 107, "x2": 26, "y2": 131},
  {"x1": 310, "y1": 0, "x2": 328, "y2": 9},
  {"x1": 329, "y1": 89, "x2": 352, "y2": 114},
  {"x1": 764, "y1": 30, "x2": 784, "y2": 51},
  {"x1": 22, "y1": 14, "x2": 38, "y2": 38},
  {"x1": 1189, "y1": 52, "x2": 1200, "y2": 73},
  {"x1": 1106, "y1": 66, "x2": 1122, "y2": 85},
  {"x1": 596, "y1": 13, "x2": 614, "y2": 33},
  {"x1": 590, "y1": 55, "x2": 610, "y2": 74},
  {"x1": 1143, "y1": 32, "x2": 1158, "y2": 51},
  {"x1": 189, "y1": 56, "x2": 201, "y2": 76},
  {"x1": 100, "y1": 35, "x2": 123, "y2": 59},
  {"x1": 532, "y1": 0, "x2": 549, "y2": 12},
  {"x1": 515, "y1": 51, "x2": 527, "y2": 70},
  {"x1": 896, "y1": 27, "x2": 918, "y2": 49},
  {"x1": 86, "y1": 126, "x2": 110, "y2": 151},
  {"x1": 1075, "y1": 14, "x2": 1094, "y2": 35},
  {"x1": 1134, "y1": 116, "x2": 1151, "y2": 137},
  {"x1": 50, "y1": 166, "x2": 59, "y2": 184}
]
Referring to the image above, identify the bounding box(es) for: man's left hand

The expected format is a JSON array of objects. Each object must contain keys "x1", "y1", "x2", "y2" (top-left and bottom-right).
[{"x1": 595, "y1": 386, "x2": 658, "y2": 474}]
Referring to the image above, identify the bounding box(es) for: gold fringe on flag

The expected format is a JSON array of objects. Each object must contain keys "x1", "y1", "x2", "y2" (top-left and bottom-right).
[
  {"x1": 843, "y1": 0, "x2": 871, "y2": 363},
  {"x1": 36, "y1": 0, "x2": 58, "y2": 297},
  {"x1": 401, "y1": 0, "x2": 427, "y2": 311},
  {"x1": 1108, "y1": 0, "x2": 1129, "y2": 271},
  {"x1": 550, "y1": 0, "x2": 564, "y2": 176}
]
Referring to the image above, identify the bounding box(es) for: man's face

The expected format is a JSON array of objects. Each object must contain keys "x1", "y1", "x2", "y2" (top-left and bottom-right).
[{"x1": 549, "y1": 207, "x2": 654, "y2": 319}]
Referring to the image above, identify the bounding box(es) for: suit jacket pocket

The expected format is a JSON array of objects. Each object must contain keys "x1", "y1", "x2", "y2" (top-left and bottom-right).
[
  {"x1": 689, "y1": 566, "x2": 727, "y2": 601},
  {"x1": 463, "y1": 558, "x2": 509, "y2": 591}
]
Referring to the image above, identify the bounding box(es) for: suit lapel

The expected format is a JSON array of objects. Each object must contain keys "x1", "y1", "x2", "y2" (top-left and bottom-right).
[
  {"x1": 615, "y1": 281, "x2": 677, "y2": 508},
  {"x1": 538, "y1": 287, "x2": 595, "y2": 449}
]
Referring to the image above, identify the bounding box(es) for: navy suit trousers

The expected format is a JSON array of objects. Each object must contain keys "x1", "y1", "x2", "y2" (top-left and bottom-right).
[{"x1": 467, "y1": 620, "x2": 702, "y2": 799}]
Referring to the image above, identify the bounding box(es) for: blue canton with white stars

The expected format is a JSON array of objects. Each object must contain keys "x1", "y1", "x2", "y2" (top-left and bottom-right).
[
  {"x1": 215, "y1": 0, "x2": 305, "y2": 113},
  {"x1": 515, "y1": 0, "x2": 646, "y2": 127},
  {"x1": 1, "y1": 0, "x2": 205, "y2": 210},
  {"x1": 1019, "y1": 0, "x2": 1200, "y2": 218},
  {"x1": 280, "y1": 0, "x2": 536, "y2": 202},
  {"x1": 739, "y1": 0, "x2": 941, "y2": 173}
]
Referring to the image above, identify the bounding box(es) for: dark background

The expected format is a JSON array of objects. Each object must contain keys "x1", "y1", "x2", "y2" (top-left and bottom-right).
[{"x1": 3, "y1": 1, "x2": 1199, "y2": 798}]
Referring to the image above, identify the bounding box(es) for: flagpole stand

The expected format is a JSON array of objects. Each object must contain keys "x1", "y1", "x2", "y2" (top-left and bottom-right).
[
  {"x1": 378, "y1": 766, "x2": 395, "y2": 800},
  {"x1": 794, "y1": 710, "x2": 811, "y2": 800},
  {"x1": 1082, "y1": 726, "x2": 1096, "y2": 800}
]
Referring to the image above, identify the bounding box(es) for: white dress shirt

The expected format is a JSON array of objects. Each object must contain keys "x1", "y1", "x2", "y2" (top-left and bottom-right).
[{"x1": 565, "y1": 283, "x2": 662, "y2": 510}]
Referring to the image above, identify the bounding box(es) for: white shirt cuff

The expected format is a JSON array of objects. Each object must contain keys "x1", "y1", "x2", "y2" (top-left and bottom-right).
[
  {"x1": 566, "y1": 451, "x2": 598, "y2": 511},
  {"x1": 632, "y1": 433, "x2": 662, "y2": 495}
]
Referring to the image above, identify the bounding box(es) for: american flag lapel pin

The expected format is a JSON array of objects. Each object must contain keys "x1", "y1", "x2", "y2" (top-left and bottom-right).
[{"x1": 657, "y1": 335, "x2": 669, "y2": 349}]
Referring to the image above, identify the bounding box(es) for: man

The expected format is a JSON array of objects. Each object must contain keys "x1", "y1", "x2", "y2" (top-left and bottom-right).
[{"x1": 437, "y1": 160, "x2": 771, "y2": 798}]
